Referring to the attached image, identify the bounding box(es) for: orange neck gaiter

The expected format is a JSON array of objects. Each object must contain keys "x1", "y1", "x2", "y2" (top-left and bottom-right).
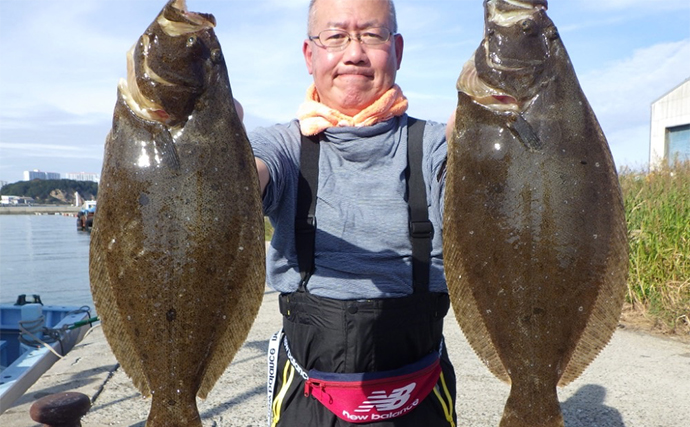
[{"x1": 297, "y1": 83, "x2": 409, "y2": 136}]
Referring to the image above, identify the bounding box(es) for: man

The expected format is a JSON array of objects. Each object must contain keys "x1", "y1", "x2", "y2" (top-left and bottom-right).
[{"x1": 248, "y1": 0, "x2": 456, "y2": 425}]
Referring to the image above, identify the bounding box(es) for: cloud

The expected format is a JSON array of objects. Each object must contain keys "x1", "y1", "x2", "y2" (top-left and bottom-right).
[
  {"x1": 606, "y1": 124, "x2": 650, "y2": 170},
  {"x1": 0, "y1": 105, "x2": 108, "y2": 181},
  {"x1": 213, "y1": 4, "x2": 312, "y2": 124},
  {"x1": 577, "y1": 0, "x2": 690, "y2": 10},
  {"x1": 265, "y1": 0, "x2": 310, "y2": 10},
  {"x1": 577, "y1": 39, "x2": 690, "y2": 167},
  {"x1": 1, "y1": 0, "x2": 686, "y2": 180},
  {"x1": 581, "y1": 39, "x2": 690, "y2": 128},
  {"x1": 0, "y1": 2, "x2": 137, "y2": 117},
  {"x1": 1, "y1": 143, "x2": 87, "y2": 155}
]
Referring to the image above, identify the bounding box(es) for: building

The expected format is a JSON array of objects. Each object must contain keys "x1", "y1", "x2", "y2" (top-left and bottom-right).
[
  {"x1": 23, "y1": 170, "x2": 61, "y2": 181},
  {"x1": 64, "y1": 172, "x2": 100, "y2": 183},
  {"x1": 1, "y1": 195, "x2": 35, "y2": 205},
  {"x1": 649, "y1": 78, "x2": 690, "y2": 170}
]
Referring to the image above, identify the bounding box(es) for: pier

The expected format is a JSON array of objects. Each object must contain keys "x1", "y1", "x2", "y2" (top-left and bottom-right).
[{"x1": 0, "y1": 205, "x2": 81, "y2": 215}]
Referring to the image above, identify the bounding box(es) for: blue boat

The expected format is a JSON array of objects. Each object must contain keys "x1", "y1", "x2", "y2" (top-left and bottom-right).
[{"x1": 0, "y1": 295, "x2": 95, "y2": 414}]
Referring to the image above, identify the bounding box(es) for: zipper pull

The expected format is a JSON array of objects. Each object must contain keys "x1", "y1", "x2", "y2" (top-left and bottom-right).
[
  {"x1": 304, "y1": 379, "x2": 319, "y2": 397},
  {"x1": 304, "y1": 380, "x2": 332, "y2": 403}
]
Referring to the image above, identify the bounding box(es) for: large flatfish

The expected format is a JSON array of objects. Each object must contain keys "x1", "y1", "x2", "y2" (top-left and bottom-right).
[
  {"x1": 443, "y1": 1, "x2": 628, "y2": 426},
  {"x1": 89, "y1": 1, "x2": 265, "y2": 425}
]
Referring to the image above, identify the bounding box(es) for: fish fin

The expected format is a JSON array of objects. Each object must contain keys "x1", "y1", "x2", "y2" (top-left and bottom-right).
[
  {"x1": 452, "y1": 293, "x2": 510, "y2": 383},
  {"x1": 153, "y1": 127, "x2": 181, "y2": 170},
  {"x1": 498, "y1": 387, "x2": 565, "y2": 427},
  {"x1": 499, "y1": 384, "x2": 564, "y2": 427},
  {"x1": 507, "y1": 113, "x2": 543, "y2": 151},
  {"x1": 90, "y1": 223, "x2": 151, "y2": 397},
  {"x1": 197, "y1": 237, "x2": 266, "y2": 399},
  {"x1": 446, "y1": 250, "x2": 511, "y2": 383},
  {"x1": 558, "y1": 210, "x2": 628, "y2": 386}
]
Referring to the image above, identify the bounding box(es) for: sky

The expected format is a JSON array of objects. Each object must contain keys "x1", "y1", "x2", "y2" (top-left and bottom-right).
[{"x1": 0, "y1": 0, "x2": 688, "y2": 184}]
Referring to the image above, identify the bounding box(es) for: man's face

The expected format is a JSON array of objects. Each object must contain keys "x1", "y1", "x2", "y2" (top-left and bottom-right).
[{"x1": 303, "y1": 0, "x2": 404, "y2": 116}]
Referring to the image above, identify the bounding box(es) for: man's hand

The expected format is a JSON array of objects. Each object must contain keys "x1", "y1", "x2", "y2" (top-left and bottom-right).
[
  {"x1": 446, "y1": 110, "x2": 456, "y2": 142},
  {"x1": 234, "y1": 98, "x2": 244, "y2": 122},
  {"x1": 256, "y1": 159, "x2": 270, "y2": 196},
  {"x1": 234, "y1": 98, "x2": 268, "y2": 195}
]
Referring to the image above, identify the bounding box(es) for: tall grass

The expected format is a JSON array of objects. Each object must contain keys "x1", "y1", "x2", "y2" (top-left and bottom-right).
[
  {"x1": 264, "y1": 217, "x2": 274, "y2": 241},
  {"x1": 619, "y1": 161, "x2": 690, "y2": 335}
]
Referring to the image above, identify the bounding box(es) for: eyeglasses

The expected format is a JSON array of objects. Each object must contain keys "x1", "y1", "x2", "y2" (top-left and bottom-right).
[{"x1": 308, "y1": 27, "x2": 396, "y2": 51}]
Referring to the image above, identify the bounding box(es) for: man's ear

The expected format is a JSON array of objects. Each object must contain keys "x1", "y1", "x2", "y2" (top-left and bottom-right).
[
  {"x1": 394, "y1": 33, "x2": 404, "y2": 70},
  {"x1": 303, "y1": 40, "x2": 315, "y2": 75}
]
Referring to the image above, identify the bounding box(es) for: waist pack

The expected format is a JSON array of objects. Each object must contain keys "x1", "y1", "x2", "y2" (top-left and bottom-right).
[{"x1": 284, "y1": 334, "x2": 442, "y2": 423}]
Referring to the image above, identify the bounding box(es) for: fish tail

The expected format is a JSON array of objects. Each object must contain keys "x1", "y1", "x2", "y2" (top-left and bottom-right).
[
  {"x1": 146, "y1": 395, "x2": 202, "y2": 427},
  {"x1": 499, "y1": 385, "x2": 564, "y2": 427}
]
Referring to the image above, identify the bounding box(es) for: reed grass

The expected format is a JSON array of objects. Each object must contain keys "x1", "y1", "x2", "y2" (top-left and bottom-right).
[
  {"x1": 619, "y1": 161, "x2": 690, "y2": 335},
  {"x1": 264, "y1": 217, "x2": 274, "y2": 241}
]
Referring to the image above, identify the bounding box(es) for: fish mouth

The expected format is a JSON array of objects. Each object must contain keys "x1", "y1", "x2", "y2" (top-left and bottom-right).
[
  {"x1": 457, "y1": 57, "x2": 521, "y2": 112},
  {"x1": 158, "y1": 0, "x2": 216, "y2": 36},
  {"x1": 488, "y1": 0, "x2": 547, "y2": 22},
  {"x1": 485, "y1": 0, "x2": 547, "y2": 72},
  {"x1": 119, "y1": 0, "x2": 216, "y2": 124}
]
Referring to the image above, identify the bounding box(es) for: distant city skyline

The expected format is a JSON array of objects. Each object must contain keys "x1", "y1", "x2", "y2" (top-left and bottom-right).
[{"x1": 13, "y1": 169, "x2": 101, "y2": 184}]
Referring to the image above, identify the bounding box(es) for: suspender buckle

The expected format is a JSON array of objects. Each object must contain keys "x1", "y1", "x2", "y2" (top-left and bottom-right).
[
  {"x1": 295, "y1": 215, "x2": 316, "y2": 233},
  {"x1": 409, "y1": 220, "x2": 433, "y2": 238}
]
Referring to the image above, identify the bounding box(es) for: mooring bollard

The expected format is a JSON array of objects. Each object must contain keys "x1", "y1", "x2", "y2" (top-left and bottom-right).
[{"x1": 30, "y1": 392, "x2": 91, "y2": 427}]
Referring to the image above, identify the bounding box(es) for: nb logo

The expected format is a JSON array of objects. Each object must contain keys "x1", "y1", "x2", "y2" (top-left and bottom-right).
[{"x1": 354, "y1": 383, "x2": 417, "y2": 413}]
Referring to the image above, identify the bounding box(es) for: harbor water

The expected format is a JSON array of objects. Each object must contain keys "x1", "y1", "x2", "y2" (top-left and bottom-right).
[{"x1": 0, "y1": 215, "x2": 93, "y2": 310}]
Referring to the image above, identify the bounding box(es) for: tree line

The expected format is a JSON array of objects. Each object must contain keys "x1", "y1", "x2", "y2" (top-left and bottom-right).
[{"x1": 0, "y1": 179, "x2": 98, "y2": 204}]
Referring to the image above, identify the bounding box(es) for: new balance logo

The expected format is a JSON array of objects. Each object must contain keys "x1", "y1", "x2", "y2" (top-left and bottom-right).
[{"x1": 354, "y1": 383, "x2": 417, "y2": 413}]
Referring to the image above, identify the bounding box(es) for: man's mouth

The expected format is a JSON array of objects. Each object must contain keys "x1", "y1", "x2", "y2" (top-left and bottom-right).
[{"x1": 336, "y1": 68, "x2": 374, "y2": 79}]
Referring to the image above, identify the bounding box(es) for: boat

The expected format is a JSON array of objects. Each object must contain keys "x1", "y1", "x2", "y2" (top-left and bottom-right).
[
  {"x1": 0, "y1": 295, "x2": 96, "y2": 414},
  {"x1": 76, "y1": 200, "x2": 97, "y2": 231}
]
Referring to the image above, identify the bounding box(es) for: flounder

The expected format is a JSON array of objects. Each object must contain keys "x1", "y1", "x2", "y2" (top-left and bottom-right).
[
  {"x1": 89, "y1": 1, "x2": 265, "y2": 425},
  {"x1": 443, "y1": 1, "x2": 628, "y2": 426}
]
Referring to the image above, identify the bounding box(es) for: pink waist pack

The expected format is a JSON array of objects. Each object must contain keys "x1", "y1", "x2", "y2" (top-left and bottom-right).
[{"x1": 301, "y1": 351, "x2": 441, "y2": 423}]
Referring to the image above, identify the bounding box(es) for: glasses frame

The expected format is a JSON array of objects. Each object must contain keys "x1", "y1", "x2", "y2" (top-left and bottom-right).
[{"x1": 308, "y1": 27, "x2": 397, "y2": 51}]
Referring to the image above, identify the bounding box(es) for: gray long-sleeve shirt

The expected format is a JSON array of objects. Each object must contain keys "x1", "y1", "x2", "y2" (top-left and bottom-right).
[{"x1": 250, "y1": 114, "x2": 448, "y2": 299}]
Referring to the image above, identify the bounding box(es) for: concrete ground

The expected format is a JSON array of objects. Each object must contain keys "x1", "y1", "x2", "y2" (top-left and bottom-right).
[{"x1": 1, "y1": 287, "x2": 689, "y2": 427}]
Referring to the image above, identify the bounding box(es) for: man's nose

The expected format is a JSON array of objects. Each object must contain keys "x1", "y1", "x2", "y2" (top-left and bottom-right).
[{"x1": 342, "y1": 37, "x2": 367, "y2": 62}]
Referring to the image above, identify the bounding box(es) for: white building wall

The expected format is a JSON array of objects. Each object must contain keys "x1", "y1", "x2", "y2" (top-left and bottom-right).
[
  {"x1": 649, "y1": 78, "x2": 690, "y2": 170},
  {"x1": 64, "y1": 172, "x2": 100, "y2": 182},
  {"x1": 22, "y1": 170, "x2": 61, "y2": 181}
]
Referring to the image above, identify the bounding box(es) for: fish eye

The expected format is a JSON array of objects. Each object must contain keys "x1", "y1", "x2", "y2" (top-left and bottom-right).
[
  {"x1": 520, "y1": 19, "x2": 536, "y2": 34},
  {"x1": 211, "y1": 49, "x2": 223, "y2": 64},
  {"x1": 545, "y1": 26, "x2": 560, "y2": 40},
  {"x1": 186, "y1": 35, "x2": 198, "y2": 47}
]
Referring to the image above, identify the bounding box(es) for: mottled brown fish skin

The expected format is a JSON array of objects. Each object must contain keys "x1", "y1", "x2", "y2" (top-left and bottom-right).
[
  {"x1": 443, "y1": 1, "x2": 628, "y2": 427},
  {"x1": 89, "y1": 1, "x2": 265, "y2": 426}
]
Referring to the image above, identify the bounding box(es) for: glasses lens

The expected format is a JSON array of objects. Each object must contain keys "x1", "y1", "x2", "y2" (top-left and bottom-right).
[
  {"x1": 316, "y1": 28, "x2": 392, "y2": 49},
  {"x1": 318, "y1": 30, "x2": 350, "y2": 48},
  {"x1": 360, "y1": 28, "x2": 391, "y2": 45}
]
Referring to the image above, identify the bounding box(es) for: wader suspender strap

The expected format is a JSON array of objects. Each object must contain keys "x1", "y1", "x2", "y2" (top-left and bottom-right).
[
  {"x1": 405, "y1": 117, "x2": 432, "y2": 293},
  {"x1": 296, "y1": 133, "x2": 320, "y2": 286},
  {"x1": 296, "y1": 118, "x2": 431, "y2": 291}
]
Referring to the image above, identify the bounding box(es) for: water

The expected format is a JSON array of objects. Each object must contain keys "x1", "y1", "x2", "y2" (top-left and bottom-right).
[{"x1": 0, "y1": 215, "x2": 94, "y2": 309}]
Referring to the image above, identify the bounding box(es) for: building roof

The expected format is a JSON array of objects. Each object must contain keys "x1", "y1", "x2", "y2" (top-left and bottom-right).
[{"x1": 652, "y1": 77, "x2": 690, "y2": 105}]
